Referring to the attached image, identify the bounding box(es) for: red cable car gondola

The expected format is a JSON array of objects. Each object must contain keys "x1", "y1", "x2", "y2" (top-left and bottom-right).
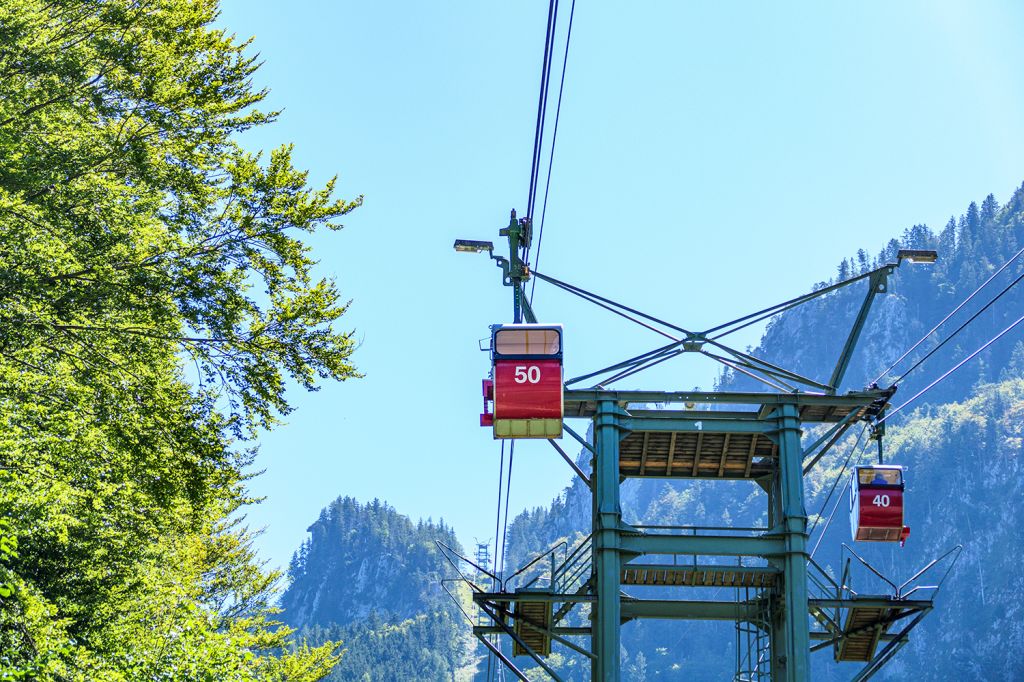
[
  {"x1": 480, "y1": 324, "x2": 563, "y2": 439},
  {"x1": 850, "y1": 465, "x2": 910, "y2": 545}
]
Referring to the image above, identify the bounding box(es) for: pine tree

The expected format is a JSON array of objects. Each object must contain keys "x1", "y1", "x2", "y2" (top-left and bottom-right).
[{"x1": 838, "y1": 258, "x2": 851, "y2": 281}]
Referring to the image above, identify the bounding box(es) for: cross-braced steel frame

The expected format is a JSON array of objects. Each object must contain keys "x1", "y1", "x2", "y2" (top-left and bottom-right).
[{"x1": 449, "y1": 213, "x2": 954, "y2": 682}]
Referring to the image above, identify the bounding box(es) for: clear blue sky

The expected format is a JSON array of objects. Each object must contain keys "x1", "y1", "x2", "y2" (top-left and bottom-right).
[{"x1": 216, "y1": 1, "x2": 1024, "y2": 572}]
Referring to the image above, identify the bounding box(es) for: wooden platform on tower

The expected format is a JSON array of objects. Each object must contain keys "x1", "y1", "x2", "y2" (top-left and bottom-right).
[{"x1": 449, "y1": 387, "x2": 958, "y2": 682}]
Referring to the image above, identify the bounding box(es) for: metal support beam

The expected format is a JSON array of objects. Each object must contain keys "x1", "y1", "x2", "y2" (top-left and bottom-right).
[
  {"x1": 621, "y1": 562, "x2": 781, "y2": 579},
  {"x1": 474, "y1": 592, "x2": 595, "y2": 604},
  {"x1": 515, "y1": 618, "x2": 598, "y2": 660},
  {"x1": 621, "y1": 599, "x2": 761, "y2": 621},
  {"x1": 475, "y1": 634, "x2": 531, "y2": 682},
  {"x1": 562, "y1": 422, "x2": 594, "y2": 453},
  {"x1": 548, "y1": 438, "x2": 592, "y2": 488},
  {"x1": 477, "y1": 601, "x2": 565, "y2": 682},
  {"x1": 592, "y1": 399, "x2": 626, "y2": 681},
  {"x1": 622, "y1": 416, "x2": 774, "y2": 434},
  {"x1": 773, "y1": 403, "x2": 810, "y2": 681},
  {"x1": 809, "y1": 598, "x2": 932, "y2": 610},
  {"x1": 829, "y1": 267, "x2": 894, "y2": 391},
  {"x1": 475, "y1": 626, "x2": 593, "y2": 637},
  {"x1": 620, "y1": 533, "x2": 786, "y2": 557},
  {"x1": 564, "y1": 389, "x2": 886, "y2": 419},
  {"x1": 851, "y1": 609, "x2": 930, "y2": 682}
]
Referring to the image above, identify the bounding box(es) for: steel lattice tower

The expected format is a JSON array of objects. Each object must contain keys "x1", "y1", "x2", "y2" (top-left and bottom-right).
[{"x1": 445, "y1": 217, "x2": 955, "y2": 682}]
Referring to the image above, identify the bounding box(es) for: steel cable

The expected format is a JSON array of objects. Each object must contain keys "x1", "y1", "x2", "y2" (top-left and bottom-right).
[
  {"x1": 486, "y1": 440, "x2": 507, "y2": 681},
  {"x1": 532, "y1": 270, "x2": 694, "y2": 336},
  {"x1": 498, "y1": 442, "x2": 515, "y2": 584},
  {"x1": 492, "y1": 439, "x2": 506, "y2": 580},
  {"x1": 880, "y1": 311, "x2": 1024, "y2": 424},
  {"x1": 529, "y1": 0, "x2": 576, "y2": 304},
  {"x1": 892, "y1": 269, "x2": 1024, "y2": 386},
  {"x1": 525, "y1": 0, "x2": 559, "y2": 241},
  {"x1": 872, "y1": 244, "x2": 1024, "y2": 384},
  {"x1": 807, "y1": 424, "x2": 870, "y2": 557}
]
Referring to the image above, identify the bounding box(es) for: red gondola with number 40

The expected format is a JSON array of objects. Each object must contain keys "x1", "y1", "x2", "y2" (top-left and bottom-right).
[{"x1": 850, "y1": 465, "x2": 910, "y2": 545}]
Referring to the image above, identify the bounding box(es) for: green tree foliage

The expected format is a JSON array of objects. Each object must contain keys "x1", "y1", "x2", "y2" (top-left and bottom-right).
[
  {"x1": 295, "y1": 611, "x2": 471, "y2": 682},
  {"x1": 0, "y1": 0, "x2": 360, "y2": 677}
]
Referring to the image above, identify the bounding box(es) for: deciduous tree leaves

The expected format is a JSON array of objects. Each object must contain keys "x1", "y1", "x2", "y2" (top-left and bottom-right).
[{"x1": 0, "y1": 1, "x2": 359, "y2": 677}]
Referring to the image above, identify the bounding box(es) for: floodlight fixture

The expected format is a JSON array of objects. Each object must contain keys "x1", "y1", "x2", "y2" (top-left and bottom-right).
[
  {"x1": 454, "y1": 239, "x2": 494, "y2": 254},
  {"x1": 897, "y1": 249, "x2": 938, "y2": 264}
]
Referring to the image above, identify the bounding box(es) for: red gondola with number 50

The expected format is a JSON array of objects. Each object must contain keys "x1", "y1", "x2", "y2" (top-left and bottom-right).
[
  {"x1": 850, "y1": 465, "x2": 910, "y2": 545},
  {"x1": 480, "y1": 324, "x2": 563, "y2": 439}
]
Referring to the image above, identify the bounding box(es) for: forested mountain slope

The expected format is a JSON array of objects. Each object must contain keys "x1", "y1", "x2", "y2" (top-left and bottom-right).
[
  {"x1": 281, "y1": 497, "x2": 474, "y2": 681},
  {"x1": 499, "y1": 183, "x2": 1024, "y2": 680}
]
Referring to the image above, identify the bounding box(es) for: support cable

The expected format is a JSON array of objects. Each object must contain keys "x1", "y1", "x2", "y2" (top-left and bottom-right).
[
  {"x1": 529, "y1": 0, "x2": 576, "y2": 304},
  {"x1": 891, "y1": 269, "x2": 1024, "y2": 385},
  {"x1": 699, "y1": 351, "x2": 795, "y2": 392},
  {"x1": 487, "y1": 440, "x2": 506, "y2": 681},
  {"x1": 702, "y1": 337, "x2": 830, "y2": 391},
  {"x1": 525, "y1": 0, "x2": 559, "y2": 241},
  {"x1": 533, "y1": 270, "x2": 694, "y2": 335},
  {"x1": 498, "y1": 442, "x2": 516, "y2": 587},
  {"x1": 599, "y1": 348, "x2": 686, "y2": 387},
  {"x1": 873, "y1": 244, "x2": 1024, "y2": 384},
  {"x1": 565, "y1": 339, "x2": 685, "y2": 386},
  {"x1": 705, "y1": 265, "x2": 888, "y2": 339},
  {"x1": 807, "y1": 425, "x2": 870, "y2": 556},
  {"x1": 542, "y1": 276, "x2": 682, "y2": 341},
  {"x1": 879, "y1": 311, "x2": 1024, "y2": 424},
  {"x1": 492, "y1": 440, "x2": 506, "y2": 579},
  {"x1": 810, "y1": 479, "x2": 853, "y2": 560}
]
